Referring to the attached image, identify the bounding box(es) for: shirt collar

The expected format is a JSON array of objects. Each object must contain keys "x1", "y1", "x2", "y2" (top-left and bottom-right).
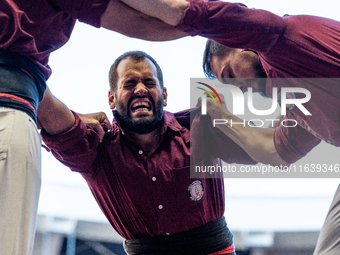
[{"x1": 161, "y1": 110, "x2": 185, "y2": 134}]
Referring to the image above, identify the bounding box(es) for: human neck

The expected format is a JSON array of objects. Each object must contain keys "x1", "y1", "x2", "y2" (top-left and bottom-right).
[{"x1": 129, "y1": 126, "x2": 162, "y2": 155}]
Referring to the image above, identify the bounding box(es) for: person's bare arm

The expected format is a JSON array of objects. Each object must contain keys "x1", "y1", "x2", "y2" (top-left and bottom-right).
[
  {"x1": 199, "y1": 96, "x2": 289, "y2": 166},
  {"x1": 118, "y1": 0, "x2": 189, "y2": 26},
  {"x1": 37, "y1": 87, "x2": 75, "y2": 135},
  {"x1": 37, "y1": 88, "x2": 111, "y2": 142},
  {"x1": 100, "y1": 0, "x2": 188, "y2": 41}
]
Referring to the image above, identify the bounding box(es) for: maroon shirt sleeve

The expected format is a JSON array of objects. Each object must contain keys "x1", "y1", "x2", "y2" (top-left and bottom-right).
[
  {"x1": 41, "y1": 112, "x2": 101, "y2": 172},
  {"x1": 177, "y1": 0, "x2": 285, "y2": 52},
  {"x1": 274, "y1": 116, "x2": 321, "y2": 164},
  {"x1": 49, "y1": 0, "x2": 110, "y2": 27}
]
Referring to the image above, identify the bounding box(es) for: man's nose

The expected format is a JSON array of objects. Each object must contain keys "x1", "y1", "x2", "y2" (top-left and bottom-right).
[{"x1": 134, "y1": 82, "x2": 148, "y2": 96}]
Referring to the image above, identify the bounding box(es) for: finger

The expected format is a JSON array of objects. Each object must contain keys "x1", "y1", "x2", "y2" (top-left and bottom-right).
[
  {"x1": 197, "y1": 96, "x2": 217, "y2": 108},
  {"x1": 218, "y1": 93, "x2": 227, "y2": 107},
  {"x1": 92, "y1": 122, "x2": 105, "y2": 143},
  {"x1": 99, "y1": 113, "x2": 113, "y2": 130},
  {"x1": 196, "y1": 97, "x2": 202, "y2": 107}
]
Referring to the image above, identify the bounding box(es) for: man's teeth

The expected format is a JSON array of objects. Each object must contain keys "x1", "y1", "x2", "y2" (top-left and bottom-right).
[
  {"x1": 133, "y1": 102, "x2": 149, "y2": 107},
  {"x1": 131, "y1": 102, "x2": 151, "y2": 110}
]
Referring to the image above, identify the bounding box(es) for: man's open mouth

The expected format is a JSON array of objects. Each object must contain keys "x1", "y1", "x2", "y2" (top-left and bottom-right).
[{"x1": 131, "y1": 101, "x2": 152, "y2": 112}]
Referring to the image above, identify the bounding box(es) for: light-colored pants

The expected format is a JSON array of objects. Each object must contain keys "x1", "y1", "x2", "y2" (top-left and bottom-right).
[
  {"x1": 0, "y1": 108, "x2": 41, "y2": 255},
  {"x1": 314, "y1": 184, "x2": 340, "y2": 255}
]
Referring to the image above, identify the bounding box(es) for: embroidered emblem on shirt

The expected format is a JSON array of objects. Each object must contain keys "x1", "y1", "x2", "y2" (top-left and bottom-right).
[
  {"x1": 277, "y1": 91, "x2": 296, "y2": 111},
  {"x1": 188, "y1": 180, "x2": 204, "y2": 201}
]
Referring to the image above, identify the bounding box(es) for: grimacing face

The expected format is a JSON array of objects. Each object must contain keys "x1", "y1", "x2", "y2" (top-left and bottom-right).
[
  {"x1": 108, "y1": 57, "x2": 168, "y2": 134},
  {"x1": 210, "y1": 49, "x2": 267, "y2": 96}
]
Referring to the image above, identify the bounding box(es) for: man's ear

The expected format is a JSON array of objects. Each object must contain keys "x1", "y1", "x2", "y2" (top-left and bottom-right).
[
  {"x1": 108, "y1": 90, "x2": 116, "y2": 109},
  {"x1": 163, "y1": 87, "x2": 168, "y2": 107}
]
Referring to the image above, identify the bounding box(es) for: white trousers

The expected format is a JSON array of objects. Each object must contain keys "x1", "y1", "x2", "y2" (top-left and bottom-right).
[
  {"x1": 313, "y1": 184, "x2": 340, "y2": 255},
  {"x1": 0, "y1": 108, "x2": 41, "y2": 255}
]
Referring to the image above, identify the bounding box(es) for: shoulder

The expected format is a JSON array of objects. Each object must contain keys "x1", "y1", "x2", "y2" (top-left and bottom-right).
[{"x1": 173, "y1": 108, "x2": 201, "y2": 130}]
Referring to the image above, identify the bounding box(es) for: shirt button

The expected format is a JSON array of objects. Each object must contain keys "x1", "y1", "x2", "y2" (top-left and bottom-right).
[
  {"x1": 139, "y1": 150, "x2": 143, "y2": 155},
  {"x1": 152, "y1": 177, "x2": 156, "y2": 181},
  {"x1": 158, "y1": 205, "x2": 163, "y2": 210},
  {"x1": 307, "y1": 126, "x2": 311, "y2": 131}
]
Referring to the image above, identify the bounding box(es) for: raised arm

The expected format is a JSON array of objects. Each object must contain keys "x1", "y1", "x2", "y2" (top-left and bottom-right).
[
  {"x1": 37, "y1": 88, "x2": 111, "y2": 142},
  {"x1": 37, "y1": 87, "x2": 75, "y2": 135},
  {"x1": 100, "y1": 0, "x2": 188, "y2": 41},
  {"x1": 117, "y1": 0, "x2": 189, "y2": 27}
]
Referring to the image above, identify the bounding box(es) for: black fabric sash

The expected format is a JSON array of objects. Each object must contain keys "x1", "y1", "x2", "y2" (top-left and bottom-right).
[
  {"x1": 124, "y1": 216, "x2": 234, "y2": 255},
  {"x1": 0, "y1": 49, "x2": 47, "y2": 121}
]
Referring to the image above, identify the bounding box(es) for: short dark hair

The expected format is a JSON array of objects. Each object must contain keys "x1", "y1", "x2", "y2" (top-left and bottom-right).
[
  {"x1": 109, "y1": 51, "x2": 164, "y2": 92},
  {"x1": 203, "y1": 40, "x2": 234, "y2": 79}
]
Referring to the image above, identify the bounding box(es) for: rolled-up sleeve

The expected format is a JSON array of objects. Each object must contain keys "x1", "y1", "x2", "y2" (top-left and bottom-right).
[
  {"x1": 41, "y1": 111, "x2": 101, "y2": 172},
  {"x1": 50, "y1": 0, "x2": 110, "y2": 27},
  {"x1": 274, "y1": 117, "x2": 321, "y2": 164},
  {"x1": 176, "y1": 0, "x2": 285, "y2": 51}
]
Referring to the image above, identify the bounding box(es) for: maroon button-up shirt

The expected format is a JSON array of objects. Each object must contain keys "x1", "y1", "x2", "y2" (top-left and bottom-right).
[
  {"x1": 0, "y1": 0, "x2": 110, "y2": 79},
  {"x1": 177, "y1": 0, "x2": 340, "y2": 163},
  {"x1": 42, "y1": 109, "x2": 254, "y2": 240}
]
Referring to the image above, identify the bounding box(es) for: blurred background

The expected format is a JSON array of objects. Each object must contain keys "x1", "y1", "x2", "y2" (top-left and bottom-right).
[{"x1": 34, "y1": 0, "x2": 340, "y2": 254}]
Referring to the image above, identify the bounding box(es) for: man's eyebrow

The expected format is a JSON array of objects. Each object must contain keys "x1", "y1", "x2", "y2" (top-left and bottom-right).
[
  {"x1": 144, "y1": 77, "x2": 157, "y2": 82},
  {"x1": 124, "y1": 78, "x2": 135, "y2": 83},
  {"x1": 123, "y1": 77, "x2": 157, "y2": 84}
]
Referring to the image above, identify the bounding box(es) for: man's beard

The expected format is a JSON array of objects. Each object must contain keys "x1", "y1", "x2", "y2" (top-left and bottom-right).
[{"x1": 114, "y1": 95, "x2": 164, "y2": 134}]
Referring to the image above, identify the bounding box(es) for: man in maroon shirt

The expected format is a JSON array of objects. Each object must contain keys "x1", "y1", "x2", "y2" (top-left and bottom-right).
[
  {"x1": 0, "y1": 1, "x2": 187, "y2": 254},
  {"x1": 102, "y1": 0, "x2": 340, "y2": 254},
  {"x1": 38, "y1": 50, "x2": 258, "y2": 254}
]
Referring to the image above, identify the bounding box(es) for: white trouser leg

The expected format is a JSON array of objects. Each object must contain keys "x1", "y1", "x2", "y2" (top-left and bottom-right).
[
  {"x1": 0, "y1": 108, "x2": 41, "y2": 255},
  {"x1": 313, "y1": 184, "x2": 340, "y2": 255}
]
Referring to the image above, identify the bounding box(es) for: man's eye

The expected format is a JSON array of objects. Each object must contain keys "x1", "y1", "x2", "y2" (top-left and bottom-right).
[
  {"x1": 145, "y1": 82, "x2": 156, "y2": 86},
  {"x1": 124, "y1": 82, "x2": 135, "y2": 87}
]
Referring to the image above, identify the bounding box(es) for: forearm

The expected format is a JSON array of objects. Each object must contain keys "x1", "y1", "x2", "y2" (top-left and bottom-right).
[
  {"x1": 101, "y1": 0, "x2": 188, "y2": 41},
  {"x1": 37, "y1": 87, "x2": 75, "y2": 135},
  {"x1": 118, "y1": 0, "x2": 189, "y2": 27},
  {"x1": 214, "y1": 112, "x2": 288, "y2": 166}
]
